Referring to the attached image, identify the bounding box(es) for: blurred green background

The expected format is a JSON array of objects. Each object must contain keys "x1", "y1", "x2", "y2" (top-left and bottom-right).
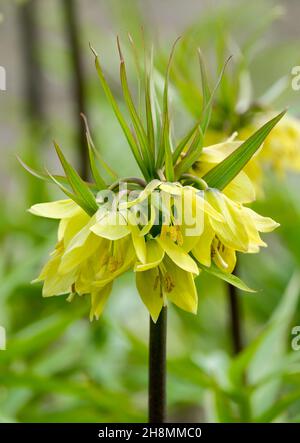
[{"x1": 1, "y1": 0, "x2": 300, "y2": 422}]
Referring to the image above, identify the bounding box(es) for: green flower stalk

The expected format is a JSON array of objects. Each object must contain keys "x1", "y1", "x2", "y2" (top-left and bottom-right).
[{"x1": 24, "y1": 37, "x2": 282, "y2": 422}]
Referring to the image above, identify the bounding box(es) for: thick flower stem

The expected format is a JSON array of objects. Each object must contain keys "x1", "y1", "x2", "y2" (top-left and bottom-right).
[
  {"x1": 227, "y1": 281, "x2": 243, "y2": 355},
  {"x1": 148, "y1": 307, "x2": 167, "y2": 423}
]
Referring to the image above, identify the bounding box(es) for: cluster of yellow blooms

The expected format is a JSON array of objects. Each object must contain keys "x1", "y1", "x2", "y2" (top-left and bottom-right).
[{"x1": 30, "y1": 148, "x2": 278, "y2": 322}]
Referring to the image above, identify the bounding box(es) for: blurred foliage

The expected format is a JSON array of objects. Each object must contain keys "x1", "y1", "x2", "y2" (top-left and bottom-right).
[{"x1": 1, "y1": 0, "x2": 300, "y2": 423}]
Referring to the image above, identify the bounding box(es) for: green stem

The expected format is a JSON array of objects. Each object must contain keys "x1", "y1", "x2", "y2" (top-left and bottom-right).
[{"x1": 148, "y1": 307, "x2": 167, "y2": 423}]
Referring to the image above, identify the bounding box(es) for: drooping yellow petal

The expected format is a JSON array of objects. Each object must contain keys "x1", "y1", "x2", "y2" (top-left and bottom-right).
[
  {"x1": 206, "y1": 189, "x2": 249, "y2": 252},
  {"x1": 135, "y1": 239, "x2": 164, "y2": 271},
  {"x1": 163, "y1": 257, "x2": 198, "y2": 314},
  {"x1": 92, "y1": 237, "x2": 135, "y2": 288},
  {"x1": 157, "y1": 236, "x2": 199, "y2": 275},
  {"x1": 90, "y1": 283, "x2": 113, "y2": 320},
  {"x1": 159, "y1": 181, "x2": 183, "y2": 195},
  {"x1": 244, "y1": 207, "x2": 280, "y2": 232},
  {"x1": 223, "y1": 171, "x2": 256, "y2": 204},
  {"x1": 90, "y1": 210, "x2": 130, "y2": 240},
  {"x1": 139, "y1": 204, "x2": 157, "y2": 236},
  {"x1": 212, "y1": 242, "x2": 237, "y2": 274},
  {"x1": 29, "y1": 199, "x2": 81, "y2": 219},
  {"x1": 121, "y1": 179, "x2": 161, "y2": 209},
  {"x1": 58, "y1": 211, "x2": 91, "y2": 246},
  {"x1": 59, "y1": 217, "x2": 103, "y2": 274},
  {"x1": 130, "y1": 224, "x2": 147, "y2": 263},
  {"x1": 36, "y1": 246, "x2": 76, "y2": 297},
  {"x1": 192, "y1": 217, "x2": 215, "y2": 267},
  {"x1": 136, "y1": 268, "x2": 164, "y2": 322}
]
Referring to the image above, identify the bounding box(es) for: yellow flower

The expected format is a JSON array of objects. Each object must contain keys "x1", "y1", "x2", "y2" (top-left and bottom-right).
[
  {"x1": 90, "y1": 180, "x2": 223, "y2": 320},
  {"x1": 135, "y1": 239, "x2": 198, "y2": 322},
  {"x1": 192, "y1": 189, "x2": 279, "y2": 273},
  {"x1": 29, "y1": 176, "x2": 279, "y2": 322},
  {"x1": 29, "y1": 199, "x2": 135, "y2": 319}
]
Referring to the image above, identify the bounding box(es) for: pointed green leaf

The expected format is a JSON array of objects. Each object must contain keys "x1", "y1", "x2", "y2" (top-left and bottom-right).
[
  {"x1": 87, "y1": 141, "x2": 107, "y2": 190},
  {"x1": 156, "y1": 38, "x2": 180, "y2": 172},
  {"x1": 46, "y1": 170, "x2": 95, "y2": 216},
  {"x1": 174, "y1": 127, "x2": 203, "y2": 179},
  {"x1": 203, "y1": 110, "x2": 286, "y2": 190},
  {"x1": 198, "y1": 49, "x2": 211, "y2": 133},
  {"x1": 81, "y1": 113, "x2": 118, "y2": 181},
  {"x1": 172, "y1": 57, "x2": 230, "y2": 166},
  {"x1": 117, "y1": 38, "x2": 153, "y2": 172},
  {"x1": 54, "y1": 142, "x2": 98, "y2": 214},
  {"x1": 17, "y1": 155, "x2": 97, "y2": 190},
  {"x1": 199, "y1": 262, "x2": 255, "y2": 292},
  {"x1": 200, "y1": 55, "x2": 232, "y2": 135},
  {"x1": 145, "y1": 47, "x2": 156, "y2": 160},
  {"x1": 90, "y1": 45, "x2": 149, "y2": 180}
]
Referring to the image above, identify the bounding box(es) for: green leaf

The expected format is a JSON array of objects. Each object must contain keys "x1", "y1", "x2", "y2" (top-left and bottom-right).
[
  {"x1": 53, "y1": 142, "x2": 98, "y2": 215},
  {"x1": 200, "y1": 55, "x2": 232, "y2": 134},
  {"x1": 117, "y1": 38, "x2": 153, "y2": 173},
  {"x1": 17, "y1": 155, "x2": 92, "y2": 189},
  {"x1": 144, "y1": 47, "x2": 156, "y2": 161},
  {"x1": 174, "y1": 127, "x2": 203, "y2": 179},
  {"x1": 172, "y1": 56, "x2": 231, "y2": 167},
  {"x1": 203, "y1": 110, "x2": 286, "y2": 190},
  {"x1": 198, "y1": 49, "x2": 211, "y2": 134},
  {"x1": 255, "y1": 389, "x2": 300, "y2": 423},
  {"x1": 87, "y1": 141, "x2": 107, "y2": 190},
  {"x1": 80, "y1": 115, "x2": 107, "y2": 190},
  {"x1": 199, "y1": 262, "x2": 255, "y2": 292},
  {"x1": 90, "y1": 44, "x2": 150, "y2": 180},
  {"x1": 229, "y1": 271, "x2": 300, "y2": 396},
  {"x1": 156, "y1": 38, "x2": 180, "y2": 175},
  {"x1": 46, "y1": 169, "x2": 95, "y2": 217}
]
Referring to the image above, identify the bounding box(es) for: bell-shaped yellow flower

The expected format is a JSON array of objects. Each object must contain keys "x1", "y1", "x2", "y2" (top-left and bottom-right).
[
  {"x1": 192, "y1": 189, "x2": 279, "y2": 273},
  {"x1": 29, "y1": 199, "x2": 135, "y2": 319},
  {"x1": 135, "y1": 239, "x2": 198, "y2": 322}
]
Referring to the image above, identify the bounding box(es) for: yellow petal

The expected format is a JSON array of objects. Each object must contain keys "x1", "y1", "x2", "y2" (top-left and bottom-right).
[
  {"x1": 139, "y1": 204, "x2": 157, "y2": 236},
  {"x1": 59, "y1": 224, "x2": 103, "y2": 274},
  {"x1": 91, "y1": 211, "x2": 130, "y2": 240},
  {"x1": 136, "y1": 268, "x2": 164, "y2": 322},
  {"x1": 58, "y1": 211, "x2": 91, "y2": 246},
  {"x1": 244, "y1": 207, "x2": 280, "y2": 232},
  {"x1": 206, "y1": 190, "x2": 249, "y2": 251},
  {"x1": 157, "y1": 236, "x2": 199, "y2": 275},
  {"x1": 130, "y1": 224, "x2": 147, "y2": 263},
  {"x1": 120, "y1": 179, "x2": 161, "y2": 209},
  {"x1": 213, "y1": 243, "x2": 236, "y2": 274},
  {"x1": 29, "y1": 199, "x2": 80, "y2": 219},
  {"x1": 90, "y1": 283, "x2": 113, "y2": 320},
  {"x1": 223, "y1": 171, "x2": 256, "y2": 204},
  {"x1": 192, "y1": 218, "x2": 215, "y2": 267},
  {"x1": 36, "y1": 251, "x2": 76, "y2": 297},
  {"x1": 159, "y1": 181, "x2": 183, "y2": 195},
  {"x1": 163, "y1": 257, "x2": 198, "y2": 314},
  {"x1": 135, "y1": 239, "x2": 164, "y2": 271}
]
